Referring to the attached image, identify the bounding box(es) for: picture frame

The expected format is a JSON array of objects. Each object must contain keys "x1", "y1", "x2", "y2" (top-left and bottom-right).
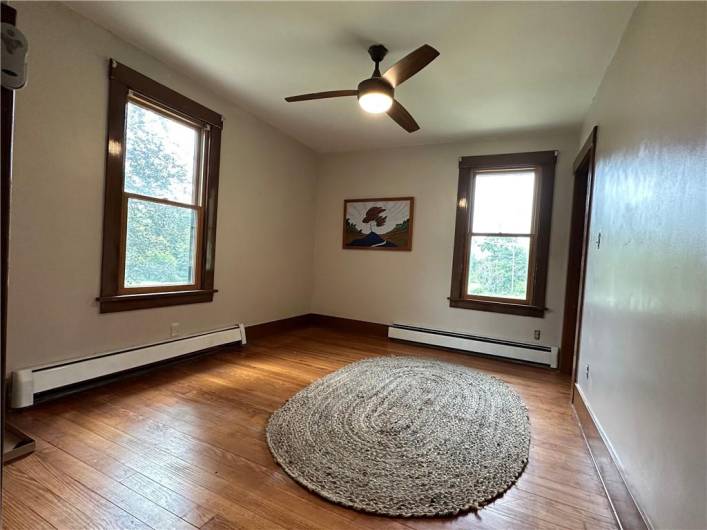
[{"x1": 342, "y1": 197, "x2": 414, "y2": 251}]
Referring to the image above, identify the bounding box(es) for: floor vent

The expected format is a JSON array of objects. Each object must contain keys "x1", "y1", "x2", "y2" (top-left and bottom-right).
[
  {"x1": 11, "y1": 324, "x2": 246, "y2": 408},
  {"x1": 388, "y1": 323, "x2": 558, "y2": 368}
]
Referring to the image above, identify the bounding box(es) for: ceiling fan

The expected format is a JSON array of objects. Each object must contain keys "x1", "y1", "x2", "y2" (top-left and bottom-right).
[{"x1": 285, "y1": 44, "x2": 439, "y2": 133}]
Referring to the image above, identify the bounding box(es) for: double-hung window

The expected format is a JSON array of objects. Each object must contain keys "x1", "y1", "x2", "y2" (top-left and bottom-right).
[
  {"x1": 450, "y1": 151, "x2": 556, "y2": 317},
  {"x1": 98, "y1": 60, "x2": 222, "y2": 313}
]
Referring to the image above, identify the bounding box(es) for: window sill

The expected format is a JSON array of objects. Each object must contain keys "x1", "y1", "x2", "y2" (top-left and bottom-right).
[
  {"x1": 97, "y1": 289, "x2": 217, "y2": 313},
  {"x1": 449, "y1": 297, "x2": 546, "y2": 318}
]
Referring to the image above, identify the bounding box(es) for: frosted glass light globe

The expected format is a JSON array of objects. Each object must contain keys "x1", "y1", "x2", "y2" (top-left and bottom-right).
[{"x1": 358, "y1": 92, "x2": 393, "y2": 114}]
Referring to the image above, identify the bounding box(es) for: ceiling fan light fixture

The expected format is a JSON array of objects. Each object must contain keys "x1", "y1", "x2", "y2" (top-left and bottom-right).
[
  {"x1": 357, "y1": 77, "x2": 394, "y2": 114},
  {"x1": 358, "y1": 92, "x2": 393, "y2": 114},
  {"x1": 285, "y1": 43, "x2": 439, "y2": 132}
]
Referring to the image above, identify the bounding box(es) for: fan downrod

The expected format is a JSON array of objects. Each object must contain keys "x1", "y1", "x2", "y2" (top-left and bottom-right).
[{"x1": 368, "y1": 44, "x2": 388, "y2": 77}]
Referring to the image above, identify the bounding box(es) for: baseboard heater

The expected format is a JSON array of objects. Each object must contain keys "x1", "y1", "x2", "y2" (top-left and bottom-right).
[
  {"x1": 11, "y1": 323, "x2": 246, "y2": 408},
  {"x1": 388, "y1": 324, "x2": 558, "y2": 368}
]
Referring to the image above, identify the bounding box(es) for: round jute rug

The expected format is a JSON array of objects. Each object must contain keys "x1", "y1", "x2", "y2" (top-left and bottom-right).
[{"x1": 266, "y1": 356, "x2": 530, "y2": 517}]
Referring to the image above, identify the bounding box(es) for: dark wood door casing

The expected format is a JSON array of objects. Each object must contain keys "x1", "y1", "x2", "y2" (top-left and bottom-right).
[
  {"x1": 1, "y1": 0, "x2": 19, "y2": 505},
  {"x1": 562, "y1": 127, "x2": 598, "y2": 377}
]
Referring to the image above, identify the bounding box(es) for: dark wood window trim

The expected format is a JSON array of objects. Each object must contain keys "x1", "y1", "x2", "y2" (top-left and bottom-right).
[
  {"x1": 449, "y1": 150, "x2": 556, "y2": 318},
  {"x1": 98, "y1": 60, "x2": 222, "y2": 313}
]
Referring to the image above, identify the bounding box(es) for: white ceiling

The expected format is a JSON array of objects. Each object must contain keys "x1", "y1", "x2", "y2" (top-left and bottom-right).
[{"x1": 67, "y1": 1, "x2": 635, "y2": 153}]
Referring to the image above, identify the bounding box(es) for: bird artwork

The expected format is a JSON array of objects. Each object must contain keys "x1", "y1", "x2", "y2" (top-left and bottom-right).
[
  {"x1": 343, "y1": 198, "x2": 414, "y2": 251},
  {"x1": 362, "y1": 207, "x2": 387, "y2": 232}
]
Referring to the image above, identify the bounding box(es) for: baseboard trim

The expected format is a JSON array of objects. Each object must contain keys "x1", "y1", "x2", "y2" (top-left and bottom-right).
[
  {"x1": 245, "y1": 314, "x2": 313, "y2": 340},
  {"x1": 245, "y1": 314, "x2": 389, "y2": 340},
  {"x1": 573, "y1": 384, "x2": 649, "y2": 530},
  {"x1": 309, "y1": 314, "x2": 388, "y2": 337}
]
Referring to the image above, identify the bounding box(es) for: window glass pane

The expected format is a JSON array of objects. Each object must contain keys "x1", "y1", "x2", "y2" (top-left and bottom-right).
[
  {"x1": 471, "y1": 171, "x2": 535, "y2": 233},
  {"x1": 124, "y1": 198, "x2": 197, "y2": 288},
  {"x1": 467, "y1": 235, "x2": 530, "y2": 300},
  {"x1": 124, "y1": 100, "x2": 199, "y2": 204}
]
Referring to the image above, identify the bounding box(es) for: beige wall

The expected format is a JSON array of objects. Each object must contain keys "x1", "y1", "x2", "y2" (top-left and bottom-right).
[
  {"x1": 576, "y1": 3, "x2": 706, "y2": 528},
  {"x1": 9, "y1": 3, "x2": 580, "y2": 373},
  {"x1": 7, "y1": 2, "x2": 317, "y2": 373},
  {"x1": 312, "y1": 129, "x2": 579, "y2": 347},
  {"x1": 10, "y1": 5, "x2": 705, "y2": 526}
]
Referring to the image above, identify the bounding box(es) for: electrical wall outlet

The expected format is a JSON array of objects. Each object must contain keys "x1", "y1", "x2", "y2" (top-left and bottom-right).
[
  {"x1": 533, "y1": 329, "x2": 541, "y2": 341},
  {"x1": 170, "y1": 322, "x2": 180, "y2": 338}
]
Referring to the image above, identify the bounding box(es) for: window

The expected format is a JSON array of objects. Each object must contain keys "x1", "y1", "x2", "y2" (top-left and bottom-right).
[
  {"x1": 450, "y1": 151, "x2": 556, "y2": 317},
  {"x1": 98, "y1": 60, "x2": 222, "y2": 313}
]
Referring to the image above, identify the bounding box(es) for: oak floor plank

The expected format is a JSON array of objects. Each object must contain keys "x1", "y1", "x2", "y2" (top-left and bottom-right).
[
  {"x1": 404, "y1": 507, "x2": 569, "y2": 530},
  {"x1": 38, "y1": 413, "x2": 294, "y2": 529},
  {"x1": 119, "y1": 472, "x2": 218, "y2": 528},
  {"x1": 1, "y1": 486, "x2": 57, "y2": 530},
  {"x1": 4, "y1": 454, "x2": 146, "y2": 529},
  {"x1": 35, "y1": 447, "x2": 198, "y2": 530},
  {"x1": 91, "y1": 389, "x2": 273, "y2": 467},
  {"x1": 43, "y1": 409, "x2": 378, "y2": 530},
  {"x1": 4, "y1": 326, "x2": 617, "y2": 530},
  {"x1": 512, "y1": 472, "x2": 614, "y2": 515},
  {"x1": 10, "y1": 412, "x2": 138, "y2": 483},
  {"x1": 21, "y1": 452, "x2": 150, "y2": 529},
  {"x1": 200, "y1": 515, "x2": 240, "y2": 530},
  {"x1": 9, "y1": 409, "x2": 282, "y2": 529},
  {"x1": 490, "y1": 484, "x2": 616, "y2": 529}
]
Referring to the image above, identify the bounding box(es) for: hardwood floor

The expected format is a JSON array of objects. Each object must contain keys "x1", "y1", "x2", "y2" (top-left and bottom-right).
[{"x1": 2, "y1": 327, "x2": 617, "y2": 529}]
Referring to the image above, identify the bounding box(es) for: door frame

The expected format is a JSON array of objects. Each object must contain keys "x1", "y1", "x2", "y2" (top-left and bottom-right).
[
  {"x1": 559, "y1": 127, "x2": 597, "y2": 394},
  {"x1": 0, "y1": 1, "x2": 18, "y2": 498}
]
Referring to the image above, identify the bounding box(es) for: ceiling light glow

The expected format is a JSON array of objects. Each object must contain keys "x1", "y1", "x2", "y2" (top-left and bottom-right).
[{"x1": 358, "y1": 92, "x2": 393, "y2": 114}]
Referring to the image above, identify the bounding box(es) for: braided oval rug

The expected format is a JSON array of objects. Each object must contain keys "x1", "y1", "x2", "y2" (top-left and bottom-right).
[{"x1": 266, "y1": 356, "x2": 530, "y2": 517}]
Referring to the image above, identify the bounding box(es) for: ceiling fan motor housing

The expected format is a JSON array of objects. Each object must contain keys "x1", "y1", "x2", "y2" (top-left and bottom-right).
[
  {"x1": 357, "y1": 77, "x2": 393, "y2": 101},
  {"x1": 368, "y1": 44, "x2": 388, "y2": 63}
]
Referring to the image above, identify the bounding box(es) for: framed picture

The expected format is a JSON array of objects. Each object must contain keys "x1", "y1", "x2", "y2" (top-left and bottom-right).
[{"x1": 343, "y1": 197, "x2": 414, "y2": 251}]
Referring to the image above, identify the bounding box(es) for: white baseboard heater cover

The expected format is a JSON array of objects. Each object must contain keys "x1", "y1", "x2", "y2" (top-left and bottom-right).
[
  {"x1": 388, "y1": 324, "x2": 558, "y2": 368},
  {"x1": 11, "y1": 324, "x2": 246, "y2": 408}
]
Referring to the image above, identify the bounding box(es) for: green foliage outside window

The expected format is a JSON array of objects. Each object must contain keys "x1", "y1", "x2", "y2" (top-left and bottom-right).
[
  {"x1": 124, "y1": 200, "x2": 196, "y2": 287},
  {"x1": 467, "y1": 236, "x2": 530, "y2": 300},
  {"x1": 123, "y1": 103, "x2": 197, "y2": 287}
]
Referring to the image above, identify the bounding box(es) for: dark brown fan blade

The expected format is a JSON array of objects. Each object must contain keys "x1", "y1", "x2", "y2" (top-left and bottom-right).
[
  {"x1": 383, "y1": 44, "x2": 440, "y2": 87},
  {"x1": 285, "y1": 90, "x2": 357, "y2": 102},
  {"x1": 386, "y1": 99, "x2": 419, "y2": 133}
]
